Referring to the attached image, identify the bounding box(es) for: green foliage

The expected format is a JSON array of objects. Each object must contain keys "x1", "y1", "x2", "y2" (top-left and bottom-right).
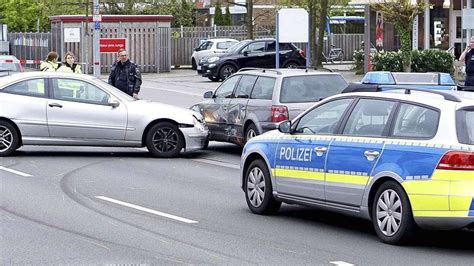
[
  {"x1": 372, "y1": 50, "x2": 454, "y2": 73},
  {"x1": 224, "y1": 5, "x2": 232, "y2": 26},
  {"x1": 352, "y1": 49, "x2": 365, "y2": 74},
  {"x1": 214, "y1": 2, "x2": 224, "y2": 26},
  {"x1": 0, "y1": 0, "x2": 86, "y2": 32}
]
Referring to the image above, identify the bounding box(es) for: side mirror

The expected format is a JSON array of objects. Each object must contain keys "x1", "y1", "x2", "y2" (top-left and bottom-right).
[
  {"x1": 194, "y1": 47, "x2": 200, "y2": 52},
  {"x1": 243, "y1": 51, "x2": 249, "y2": 56},
  {"x1": 108, "y1": 99, "x2": 120, "y2": 108},
  {"x1": 278, "y1": 120, "x2": 292, "y2": 133},
  {"x1": 203, "y1": 91, "x2": 214, "y2": 98}
]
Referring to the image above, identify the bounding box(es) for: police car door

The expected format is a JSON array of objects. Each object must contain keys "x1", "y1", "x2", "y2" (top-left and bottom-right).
[
  {"x1": 274, "y1": 98, "x2": 354, "y2": 200},
  {"x1": 325, "y1": 98, "x2": 395, "y2": 206}
]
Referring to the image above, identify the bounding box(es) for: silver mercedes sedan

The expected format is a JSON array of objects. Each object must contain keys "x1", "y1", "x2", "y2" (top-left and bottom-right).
[{"x1": 0, "y1": 72, "x2": 209, "y2": 157}]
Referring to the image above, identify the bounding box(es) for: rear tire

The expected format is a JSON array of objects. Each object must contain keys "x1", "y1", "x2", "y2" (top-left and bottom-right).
[
  {"x1": 244, "y1": 123, "x2": 258, "y2": 145},
  {"x1": 372, "y1": 181, "x2": 417, "y2": 245},
  {"x1": 192, "y1": 58, "x2": 197, "y2": 70},
  {"x1": 0, "y1": 120, "x2": 20, "y2": 157},
  {"x1": 146, "y1": 122, "x2": 184, "y2": 158},
  {"x1": 284, "y1": 61, "x2": 300, "y2": 68},
  {"x1": 244, "y1": 159, "x2": 281, "y2": 215}
]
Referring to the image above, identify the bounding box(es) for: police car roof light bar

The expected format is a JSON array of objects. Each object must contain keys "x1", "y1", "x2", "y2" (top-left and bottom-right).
[{"x1": 381, "y1": 85, "x2": 462, "y2": 102}]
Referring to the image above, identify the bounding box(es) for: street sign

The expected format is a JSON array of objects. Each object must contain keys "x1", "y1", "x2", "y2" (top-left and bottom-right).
[
  {"x1": 94, "y1": 21, "x2": 101, "y2": 30},
  {"x1": 99, "y1": 38, "x2": 127, "y2": 53},
  {"x1": 64, "y1": 28, "x2": 80, "y2": 43},
  {"x1": 93, "y1": 14, "x2": 102, "y2": 22},
  {"x1": 462, "y1": 9, "x2": 474, "y2": 29},
  {"x1": 277, "y1": 8, "x2": 309, "y2": 43}
]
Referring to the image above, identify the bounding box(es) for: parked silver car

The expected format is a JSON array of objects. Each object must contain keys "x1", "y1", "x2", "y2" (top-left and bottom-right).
[
  {"x1": 191, "y1": 69, "x2": 348, "y2": 146},
  {"x1": 0, "y1": 72, "x2": 208, "y2": 157}
]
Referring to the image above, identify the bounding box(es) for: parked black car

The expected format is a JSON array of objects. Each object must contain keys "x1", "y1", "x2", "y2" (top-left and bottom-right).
[{"x1": 198, "y1": 39, "x2": 306, "y2": 81}]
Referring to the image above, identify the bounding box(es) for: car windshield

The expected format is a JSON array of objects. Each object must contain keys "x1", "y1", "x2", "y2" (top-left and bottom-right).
[
  {"x1": 280, "y1": 75, "x2": 348, "y2": 103},
  {"x1": 226, "y1": 40, "x2": 251, "y2": 54},
  {"x1": 392, "y1": 73, "x2": 440, "y2": 85},
  {"x1": 457, "y1": 108, "x2": 474, "y2": 145},
  {"x1": 93, "y1": 77, "x2": 137, "y2": 101},
  {"x1": 0, "y1": 62, "x2": 20, "y2": 72},
  {"x1": 217, "y1": 41, "x2": 238, "y2": 49}
]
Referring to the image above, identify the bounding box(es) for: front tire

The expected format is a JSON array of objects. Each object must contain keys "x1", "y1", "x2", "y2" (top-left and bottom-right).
[
  {"x1": 219, "y1": 64, "x2": 237, "y2": 80},
  {"x1": 372, "y1": 181, "x2": 417, "y2": 245},
  {"x1": 146, "y1": 122, "x2": 184, "y2": 158},
  {"x1": 244, "y1": 159, "x2": 281, "y2": 215},
  {"x1": 0, "y1": 121, "x2": 20, "y2": 157},
  {"x1": 192, "y1": 58, "x2": 197, "y2": 70}
]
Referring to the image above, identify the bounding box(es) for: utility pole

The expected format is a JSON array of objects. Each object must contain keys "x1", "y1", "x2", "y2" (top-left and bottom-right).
[{"x1": 93, "y1": 0, "x2": 100, "y2": 78}]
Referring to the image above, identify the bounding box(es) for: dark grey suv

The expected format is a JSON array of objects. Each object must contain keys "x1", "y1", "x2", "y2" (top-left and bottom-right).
[{"x1": 191, "y1": 69, "x2": 348, "y2": 146}]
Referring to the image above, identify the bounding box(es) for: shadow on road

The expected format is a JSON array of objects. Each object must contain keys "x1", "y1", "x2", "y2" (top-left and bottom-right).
[{"x1": 277, "y1": 205, "x2": 474, "y2": 251}]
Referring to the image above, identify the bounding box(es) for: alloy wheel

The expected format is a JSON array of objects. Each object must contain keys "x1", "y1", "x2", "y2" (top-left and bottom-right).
[
  {"x1": 247, "y1": 166, "x2": 265, "y2": 208},
  {"x1": 376, "y1": 189, "x2": 402, "y2": 237},
  {"x1": 152, "y1": 127, "x2": 179, "y2": 153},
  {"x1": 0, "y1": 126, "x2": 13, "y2": 152},
  {"x1": 246, "y1": 128, "x2": 257, "y2": 140},
  {"x1": 222, "y1": 66, "x2": 235, "y2": 79}
]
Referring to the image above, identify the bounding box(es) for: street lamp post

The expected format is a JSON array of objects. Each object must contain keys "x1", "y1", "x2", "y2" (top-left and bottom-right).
[{"x1": 93, "y1": 0, "x2": 100, "y2": 78}]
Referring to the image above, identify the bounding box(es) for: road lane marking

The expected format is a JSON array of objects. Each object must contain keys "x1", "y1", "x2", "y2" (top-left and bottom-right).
[
  {"x1": 0, "y1": 166, "x2": 32, "y2": 177},
  {"x1": 191, "y1": 158, "x2": 240, "y2": 169},
  {"x1": 330, "y1": 261, "x2": 354, "y2": 266},
  {"x1": 95, "y1": 196, "x2": 198, "y2": 224},
  {"x1": 141, "y1": 86, "x2": 203, "y2": 97}
]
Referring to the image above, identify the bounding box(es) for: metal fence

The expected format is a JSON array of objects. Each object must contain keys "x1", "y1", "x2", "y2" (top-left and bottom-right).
[{"x1": 8, "y1": 32, "x2": 51, "y2": 67}]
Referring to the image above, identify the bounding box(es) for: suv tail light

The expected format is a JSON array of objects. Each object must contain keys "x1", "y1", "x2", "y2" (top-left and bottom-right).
[
  {"x1": 271, "y1": 105, "x2": 289, "y2": 123},
  {"x1": 299, "y1": 49, "x2": 306, "y2": 59},
  {"x1": 436, "y1": 151, "x2": 474, "y2": 171}
]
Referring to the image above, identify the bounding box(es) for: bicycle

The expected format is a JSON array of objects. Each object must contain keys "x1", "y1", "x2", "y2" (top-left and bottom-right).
[{"x1": 322, "y1": 45, "x2": 344, "y2": 63}]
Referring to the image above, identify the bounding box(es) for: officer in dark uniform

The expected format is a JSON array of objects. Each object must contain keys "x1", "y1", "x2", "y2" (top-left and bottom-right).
[
  {"x1": 108, "y1": 48, "x2": 142, "y2": 98},
  {"x1": 459, "y1": 37, "x2": 474, "y2": 86}
]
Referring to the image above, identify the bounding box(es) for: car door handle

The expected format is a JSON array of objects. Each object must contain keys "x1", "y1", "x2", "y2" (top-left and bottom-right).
[
  {"x1": 364, "y1": 150, "x2": 380, "y2": 161},
  {"x1": 314, "y1": 146, "x2": 327, "y2": 156},
  {"x1": 48, "y1": 103, "x2": 63, "y2": 108}
]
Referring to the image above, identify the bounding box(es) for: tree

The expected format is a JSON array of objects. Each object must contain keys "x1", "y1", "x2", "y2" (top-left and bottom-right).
[
  {"x1": 214, "y1": 2, "x2": 224, "y2": 26},
  {"x1": 140, "y1": 0, "x2": 194, "y2": 27},
  {"x1": 372, "y1": 0, "x2": 425, "y2": 72},
  {"x1": 224, "y1": 5, "x2": 232, "y2": 26}
]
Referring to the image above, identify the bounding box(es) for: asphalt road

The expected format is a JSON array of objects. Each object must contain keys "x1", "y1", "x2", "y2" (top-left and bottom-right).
[{"x1": 1, "y1": 70, "x2": 473, "y2": 264}]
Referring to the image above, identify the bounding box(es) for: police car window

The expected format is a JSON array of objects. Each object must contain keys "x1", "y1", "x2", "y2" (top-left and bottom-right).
[
  {"x1": 392, "y1": 104, "x2": 439, "y2": 138},
  {"x1": 343, "y1": 99, "x2": 395, "y2": 137},
  {"x1": 234, "y1": 75, "x2": 257, "y2": 98},
  {"x1": 52, "y1": 78, "x2": 110, "y2": 104},
  {"x1": 295, "y1": 99, "x2": 353, "y2": 135},
  {"x1": 2, "y1": 79, "x2": 46, "y2": 97},
  {"x1": 215, "y1": 75, "x2": 240, "y2": 98},
  {"x1": 457, "y1": 109, "x2": 474, "y2": 145},
  {"x1": 251, "y1": 77, "x2": 275, "y2": 100}
]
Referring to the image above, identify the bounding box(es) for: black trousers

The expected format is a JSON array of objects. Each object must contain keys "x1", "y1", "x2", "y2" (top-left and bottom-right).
[{"x1": 466, "y1": 75, "x2": 474, "y2": 86}]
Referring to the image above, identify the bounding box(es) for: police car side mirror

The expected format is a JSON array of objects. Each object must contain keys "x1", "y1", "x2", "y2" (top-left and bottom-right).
[
  {"x1": 278, "y1": 120, "x2": 292, "y2": 133},
  {"x1": 203, "y1": 91, "x2": 214, "y2": 98}
]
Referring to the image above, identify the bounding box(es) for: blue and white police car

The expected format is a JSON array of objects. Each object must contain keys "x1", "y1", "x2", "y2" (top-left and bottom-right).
[{"x1": 241, "y1": 88, "x2": 473, "y2": 244}]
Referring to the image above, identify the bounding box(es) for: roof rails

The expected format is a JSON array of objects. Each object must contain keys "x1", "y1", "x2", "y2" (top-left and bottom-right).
[
  {"x1": 342, "y1": 84, "x2": 462, "y2": 102},
  {"x1": 237, "y1": 68, "x2": 282, "y2": 75}
]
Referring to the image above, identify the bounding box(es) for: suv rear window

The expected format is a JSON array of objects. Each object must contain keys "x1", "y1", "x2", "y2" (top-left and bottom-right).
[
  {"x1": 280, "y1": 75, "x2": 348, "y2": 103},
  {"x1": 457, "y1": 108, "x2": 474, "y2": 145}
]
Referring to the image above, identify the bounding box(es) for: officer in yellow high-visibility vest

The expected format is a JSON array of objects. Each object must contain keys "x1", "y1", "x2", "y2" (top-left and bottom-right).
[
  {"x1": 57, "y1": 51, "x2": 82, "y2": 74},
  {"x1": 40, "y1": 51, "x2": 60, "y2": 72}
]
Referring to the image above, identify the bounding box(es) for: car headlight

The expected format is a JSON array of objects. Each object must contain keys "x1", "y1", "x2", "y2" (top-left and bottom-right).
[
  {"x1": 193, "y1": 114, "x2": 206, "y2": 130},
  {"x1": 207, "y1": 56, "x2": 220, "y2": 63}
]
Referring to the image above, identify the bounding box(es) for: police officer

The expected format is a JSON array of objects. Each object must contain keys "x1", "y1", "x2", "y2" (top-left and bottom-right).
[
  {"x1": 459, "y1": 36, "x2": 474, "y2": 86},
  {"x1": 57, "y1": 51, "x2": 82, "y2": 73},
  {"x1": 40, "y1": 51, "x2": 60, "y2": 72},
  {"x1": 108, "y1": 49, "x2": 142, "y2": 98}
]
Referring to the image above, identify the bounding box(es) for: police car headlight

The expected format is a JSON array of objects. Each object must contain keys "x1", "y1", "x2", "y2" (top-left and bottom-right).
[{"x1": 207, "y1": 56, "x2": 220, "y2": 63}]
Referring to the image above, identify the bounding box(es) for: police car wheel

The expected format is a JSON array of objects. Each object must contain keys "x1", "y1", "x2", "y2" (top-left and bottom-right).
[
  {"x1": 372, "y1": 181, "x2": 416, "y2": 245},
  {"x1": 0, "y1": 121, "x2": 20, "y2": 157},
  {"x1": 244, "y1": 159, "x2": 281, "y2": 215},
  {"x1": 146, "y1": 122, "x2": 184, "y2": 158}
]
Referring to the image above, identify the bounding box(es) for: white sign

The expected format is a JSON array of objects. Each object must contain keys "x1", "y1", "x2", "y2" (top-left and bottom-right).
[
  {"x1": 93, "y1": 14, "x2": 102, "y2": 22},
  {"x1": 278, "y1": 8, "x2": 309, "y2": 43},
  {"x1": 64, "y1": 28, "x2": 81, "y2": 43},
  {"x1": 462, "y1": 9, "x2": 474, "y2": 29}
]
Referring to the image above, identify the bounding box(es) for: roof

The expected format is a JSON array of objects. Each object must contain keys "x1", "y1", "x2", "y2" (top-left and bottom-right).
[
  {"x1": 0, "y1": 72, "x2": 96, "y2": 85},
  {"x1": 49, "y1": 15, "x2": 172, "y2": 23},
  {"x1": 236, "y1": 68, "x2": 342, "y2": 77}
]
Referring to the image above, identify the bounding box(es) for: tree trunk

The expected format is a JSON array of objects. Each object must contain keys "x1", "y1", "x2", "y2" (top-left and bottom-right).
[
  {"x1": 396, "y1": 24, "x2": 412, "y2": 72},
  {"x1": 309, "y1": 1, "x2": 317, "y2": 68},
  {"x1": 246, "y1": 1, "x2": 253, "y2": 39},
  {"x1": 316, "y1": 0, "x2": 328, "y2": 67}
]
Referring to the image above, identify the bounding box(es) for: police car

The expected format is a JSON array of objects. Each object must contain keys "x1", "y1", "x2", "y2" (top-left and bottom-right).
[{"x1": 241, "y1": 88, "x2": 474, "y2": 244}]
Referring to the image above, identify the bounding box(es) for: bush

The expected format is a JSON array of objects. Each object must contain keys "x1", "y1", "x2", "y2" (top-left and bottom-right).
[
  {"x1": 352, "y1": 49, "x2": 365, "y2": 74},
  {"x1": 371, "y1": 49, "x2": 454, "y2": 73}
]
